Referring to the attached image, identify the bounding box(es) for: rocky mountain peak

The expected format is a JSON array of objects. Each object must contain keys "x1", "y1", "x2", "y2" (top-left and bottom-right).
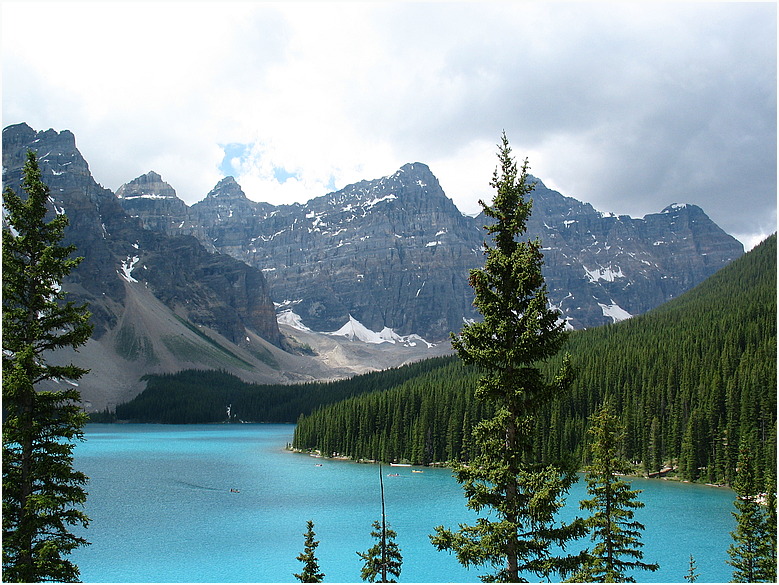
[
  {"x1": 318, "y1": 161, "x2": 455, "y2": 221},
  {"x1": 3, "y1": 123, "x2": 283, "y2": 362},
  {"x1": 397, "y1": 161, "x2": 435, "y2": 181},
  {"x1": 116, "y1": 171, "x2": 179, "y2": 200},
  {"x1": 659, "y1": 202, "x2": 705, "y2": 216},
  {"x1": 122, "y1": 159, "x2": 743, "y2": 339},
  {"x1": 116, "y1": 171, "x2": 191, "y2": 235},
  {"x1": 2, "y1": 123, "x2": 91, "y2": 181},
  {"x1": 206, "y1": 176, "x2": 246, "y2": 200}
]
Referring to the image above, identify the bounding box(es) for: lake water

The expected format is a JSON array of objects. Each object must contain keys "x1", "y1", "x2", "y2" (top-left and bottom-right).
[{"x1": 71, "y1": 424, "x2": 736, "y2": 583}]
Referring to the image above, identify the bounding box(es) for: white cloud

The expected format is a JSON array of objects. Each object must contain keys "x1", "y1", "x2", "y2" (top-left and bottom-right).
[{"x1": 2, "y1": 1, "x2": 775, "y2": 249}]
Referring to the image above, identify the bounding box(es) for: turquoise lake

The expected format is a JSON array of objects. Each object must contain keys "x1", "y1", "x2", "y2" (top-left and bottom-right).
[{"x1": 71, "y1": 424, "x2": 736, "y2": 583}]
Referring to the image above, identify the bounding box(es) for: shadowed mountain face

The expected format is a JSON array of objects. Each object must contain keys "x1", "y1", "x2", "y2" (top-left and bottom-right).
[
  {"x1": 122, "y1": 161, "x2": 743, "y2": 340},
  {"x1": 2, "y1": 122, "x2": 744, "y2": 409},
  {"x1": 2, "y1": 123, "x2": 282, "y2": 347},
  {"x1": 2, "y1": 123, "x2": 288, "y2": 409}
]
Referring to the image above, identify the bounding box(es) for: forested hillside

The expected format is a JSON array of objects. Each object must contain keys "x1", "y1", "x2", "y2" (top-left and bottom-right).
[
  {"x1": 293, "y1": 235, "x2": 777, "y2": 486},
  {"x1": 114, "y1": 356, "x2": 454, "y2": 423}
]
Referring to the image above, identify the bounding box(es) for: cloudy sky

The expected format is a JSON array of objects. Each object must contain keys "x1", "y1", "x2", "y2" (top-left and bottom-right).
[{"x1": 3, "y1": 1, "x2": 776, "y2": 249}]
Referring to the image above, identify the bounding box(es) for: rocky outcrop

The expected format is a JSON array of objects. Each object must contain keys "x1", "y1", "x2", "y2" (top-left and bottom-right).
[
  {"x1": 519, "y1": 182, "x2": 745, "y2": 328},
  {"x1": 190, "y1": 163, "x2": 484, "y2": 336},
  {"x1": 220, "y1": 166, "x2": 742, "y2": 337},
  {"x1": 120, "y1": 160, "x2": 743, "y2": 339},
  {"x1": 2, "y1": 123, "x2": 282, "y2": 348},
  {"x1": 116, "y1": 171, "x2": 195, "y2": 236}
]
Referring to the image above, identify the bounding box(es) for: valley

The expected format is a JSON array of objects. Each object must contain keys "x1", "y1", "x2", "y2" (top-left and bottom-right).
[{"x1": 2, "y1": 123, "x2": 746, "y2": 411}]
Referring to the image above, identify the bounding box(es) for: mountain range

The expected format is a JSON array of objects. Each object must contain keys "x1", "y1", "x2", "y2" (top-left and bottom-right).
[
  {"x1": 2, "y1": 123, "x2": 744, "y2": 410},
  {"x1": 118, "y1": 155, "x2": 744, "y2": 337}
]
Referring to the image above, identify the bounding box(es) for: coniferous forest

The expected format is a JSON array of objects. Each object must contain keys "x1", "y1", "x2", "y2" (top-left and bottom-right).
[
  {"x1": 293, "y1": 234, "x2": 777, "y2": 486},
  {"x1": 117, "y1": 234, "x2": 776, "y2": 487},
  {"x1": 114, "y1": 356, "x2": 455, "y2": 424}
]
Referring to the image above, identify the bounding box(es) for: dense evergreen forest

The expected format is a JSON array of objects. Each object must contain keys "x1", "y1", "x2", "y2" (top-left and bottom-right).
[
  {"x1": 293, "y1": 235, "x2": 777, "y2": 486},
  {"x1": 114, "y1": 356, "x2": 454, "y2": 423}
]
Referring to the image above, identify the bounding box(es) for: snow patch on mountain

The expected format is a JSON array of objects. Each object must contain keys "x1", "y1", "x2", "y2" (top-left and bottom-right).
[
  {"x1": 326, "y1": 315, "x2": 434, "y2": 347},
  {"x1": 118, "y1": 255, "x2": 140, "y2": 283},
  {"x1": 585, "y1": 265, "x2": 625, "y2": 283},
  {"x1": 277, "y1": 309, "x2": 311, "y2": 332},
  {"x1": 598, "y1": 301, "x2": 632, "y2": 323}
]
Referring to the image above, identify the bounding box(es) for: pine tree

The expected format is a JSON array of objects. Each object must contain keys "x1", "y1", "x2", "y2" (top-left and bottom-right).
[
  {"x1": 294, "y1": 520, "x2": 324, "y2": 583},
  {"x1": 727, "y1": 434, "x2": 775, "y2": 582},
  {"x1": 430, "y1": 133, "x2": 585, "y2": 582},
  {"x1": 2, "y1": 150, "x2": 93, "y2": 582},
  {"x1": 683, "y1": 555, "x2": 698, "y2": 583},
  {"x1": 357, "y1": 464, "x2": 403, "y2": 583},
  {"x1": 357, "y1": 520, "x2": 402, "y2": 583},
  {"x1": 576, "y1": 400, "x2": 659, "y2": 582}
]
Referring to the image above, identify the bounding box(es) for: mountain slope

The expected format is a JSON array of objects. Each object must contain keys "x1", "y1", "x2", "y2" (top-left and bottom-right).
[
  {"x1": 2, "y1": 124, "x2": 282, "y2": 409},
  {"x1": 292, "y1": 234, "x2": 776, "y2": 484},
  {"x1": 2, "y1": 123, "x2": 448, "y2": 410},
  {"x1": 120, "y1": 162, "x2": 744, "y2": 340}
]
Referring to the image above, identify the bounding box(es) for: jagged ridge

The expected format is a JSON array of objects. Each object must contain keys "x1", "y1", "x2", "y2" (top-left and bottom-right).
[{"x1": 119, "y1": 160, "x2": 744, "y2": 340}]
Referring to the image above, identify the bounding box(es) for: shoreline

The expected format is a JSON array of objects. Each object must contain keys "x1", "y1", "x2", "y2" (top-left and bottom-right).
[{"x1": 287, "y1": 446, "x2": 735, "y2": 491}]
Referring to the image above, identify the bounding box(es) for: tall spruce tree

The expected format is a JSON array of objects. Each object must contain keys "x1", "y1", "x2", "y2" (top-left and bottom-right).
[
  {"x1": 683, "y1": 555, "x2": 699, "y2": 583},
  {"x1": 2, "y1": 150, "x2": 93, "y2": 582},
  {"x1": 576, "y1": 400, "x2": 659, "y2": 582},
  {"x1": 727, "y1": 433, "x2": 776, "y2": 582},
  {"x1": 294, "y1": 520, "x2": 324, "y2": 583},
  {"x1": 357, "y1": 520, "x2": 403, "y2": 583},
  {"x1": 430, "y1": 133, "x2": 585, "y2": 582},
  {"x1": 358, "y1": 465, "x2": 403, "y2": 583}
]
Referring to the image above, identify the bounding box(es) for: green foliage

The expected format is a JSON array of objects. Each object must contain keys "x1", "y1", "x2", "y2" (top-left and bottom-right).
[
  {"x1": 294, "y1": 520, "x2": 324, "y2": 583},
  {"x1": 684, "y1": 555, "x2": 699, "y2": 583},
  {"x1": 727, "y1": 433, "x2": 776, "y2": 582},
  {"x1": 2, "y1": 151, "x2": 93, "y2": 582},
  {"x1": 429, "y1": 134, "x2": 585, "y2": 582},
  {"x1": 576, "y1": 400, "x2": 658, "y2": 582},
  {"x1": 357, "y1": 520, "x2": 403, "y2": 583},
  {"x1": 541, "y1": 233, "x2": 777, "y2": 485},
  {"x1": 293, "y1": 235, "x2": 776, "y2": 489},
  {"x1": 169, "y1": 314, "x2": 258, "y2": 368},
  {"x1": 114, "y1": 322, "x2": 157, "y2": 363},
  {"x1": 293, "y1": 359, "x2": 486, "y2": 462},
  {"x1": 115, "y1": 356, "x2": 456, "y2": 424}
]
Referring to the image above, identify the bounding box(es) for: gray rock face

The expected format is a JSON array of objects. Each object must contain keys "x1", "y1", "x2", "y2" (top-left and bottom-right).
[
  {"x1": 188, "y1": 163, "x2": 483, "y2": 337},
  {"x1": 2, "y1": 123, "x2": 282, "y2": 348},
  {"x1": 521, "y1": 185, "x2": 744, "y2": 328},
  {"x1": 116, "y1": 171, "x2": 194, "y2": 235},
  {"x1": 120, "y1": 160, "x2": 744, "y2": 340}
]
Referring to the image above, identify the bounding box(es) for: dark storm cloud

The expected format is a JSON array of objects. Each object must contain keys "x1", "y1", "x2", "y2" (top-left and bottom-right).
[{"x1": 3, "y1": 2, "x2": 775, "y2": 247}]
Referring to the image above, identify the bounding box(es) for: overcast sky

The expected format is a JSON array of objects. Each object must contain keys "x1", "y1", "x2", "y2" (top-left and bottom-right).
[{"x1": 2, "y1": 1, "x2": 776, "y2": 249}]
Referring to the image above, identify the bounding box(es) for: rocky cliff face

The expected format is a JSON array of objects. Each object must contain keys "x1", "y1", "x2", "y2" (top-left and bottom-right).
[
  {"x1": 3, "y1": 123, "x2": 453, "y2": 409},
  {"x1": 2, "y1": 123, "x2": 282, "y2": 350},
  {"x1": 116, "y1": 170, "x2": 197, "y2": 237},
  {"x1": 186, "y1": 163, "x2": 484, "y2": 337},
  {"x1": 3, "y1": 122, "x2": 745, "y2": 405},
  {"x1": 520, "y1": 182, "x2": 745, "y2": 328},
  {"x1": 119, "y1": 160, "x2": 744, "y2": 340}
]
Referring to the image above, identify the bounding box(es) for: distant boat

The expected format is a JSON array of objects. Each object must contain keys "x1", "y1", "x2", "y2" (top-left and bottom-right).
[
  {"x1": 390, "y1": 463, "x2": 412, "y2": 467},
  {"x1": 412, "y1": 470, "x2": 424, "y2": 473},
  {"x1": 387, "y1": 473, "x2": 400, "y2": 477}
]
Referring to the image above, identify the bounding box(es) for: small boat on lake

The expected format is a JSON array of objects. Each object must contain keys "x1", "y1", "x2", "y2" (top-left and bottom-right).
[{"x1": 390, "y1": 463, "x2": 411, "y2": 467}]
